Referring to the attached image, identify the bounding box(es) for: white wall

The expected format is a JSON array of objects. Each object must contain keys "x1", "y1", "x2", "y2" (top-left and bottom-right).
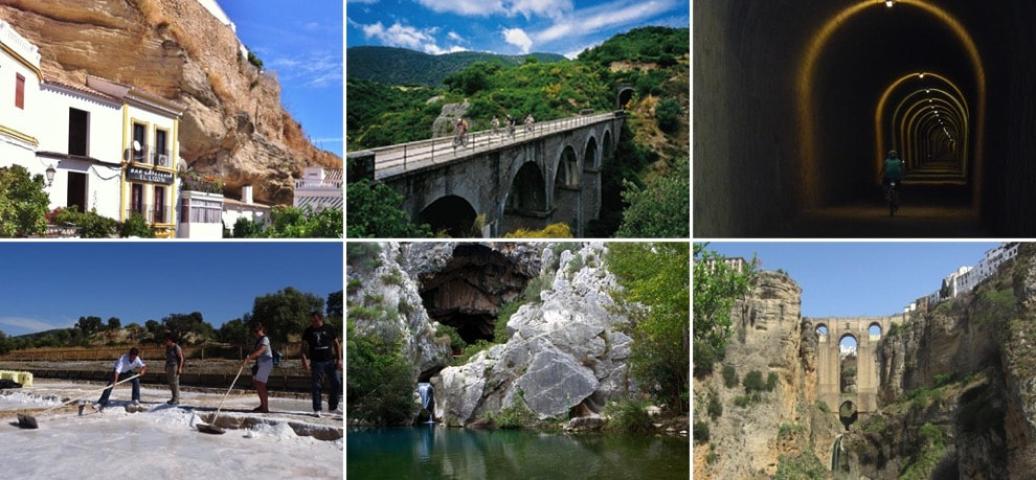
[{"x1": 0, "y1": 21, "x2": 40, "y2": 143}]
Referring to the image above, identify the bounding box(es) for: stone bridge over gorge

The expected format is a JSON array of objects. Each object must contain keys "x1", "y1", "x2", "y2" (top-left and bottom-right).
[
  {"x1": 348, "y1": 112, "x2": 625, "y2": 237},
  {"x1": 808, "y1": 315, "x2": 903, "y2": 417}
]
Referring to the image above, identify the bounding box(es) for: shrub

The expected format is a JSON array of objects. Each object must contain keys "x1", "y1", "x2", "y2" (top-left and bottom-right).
[
  {"x1": 933, "y1": 373, "x2": 954, "y2": 387},
  {"x1": 452, "y1": 340, "x2": 494, "y2": 366},
  {"x1": 0, "y1": 165, "x2": 49, "y2": 237},
  {"x1": 707, "y1": 394, "x2": 723, "y2": 420},
  {"x1": 605, "y1": 399, "x2": 654, "y2": 435},
  {"x1": 775, "y1": 450, "x2": 826, "y2": 480},
  {"x1": 722, "y1": 365, "x2": 738, "y2": 388},
  {"x1": 437, "y1": 324, "x2": 466, "y2": 352},
  {"x1": 247, "y1": 50, "x2": 263, "y2": 69},
  {"x1": 743, "y1": 370, "x2": 767, "y2": 393},
  {"x1": 53, "y1": 207, "x2": 119, "y2": 238},
  {"x1": 693, "y1": 420, "x2": 710, "y2": 444},
  {"x1": 494, "y1": 301, "x2": 520, "y2": 343},
  {"x1": 232, "y1": 217, "x2": 263, "y2": 238},
  {"x1": 346, "y1": 243, "x2": 382, "y2": 272},
  {"x1": 120, "y1": 213, "x2": 154, "y2": 238},
  {"x1": 733, "y1": 395, "x2": 752, "y2": 408},
  {"x1": 346, "y1": 320, "x2": 415, "y2": 425},
  {"x1": 504, "y1": 223, "x2": 573, "y2": 238},
  {"x1": 491, "y1": 396, "x2": 536, "y2": 429},
  {"x1": 778, "y1": 422, "x2": 804, "y2": 440},
  {"x1": 347, "y1": 278, "x2": 363, "y2": 294},
  {"x1": 655, "y1": 98, "x2": 682, "y2": 133},
  {"x1": 816, "y1": 400, "x2": 831, "y2": 413},
  {"x1": 381, "y1": 269, "x2": 405, "y2": 287},
  {"x1": 766, "y1": 372, "x2": 779, "y2": 391}
]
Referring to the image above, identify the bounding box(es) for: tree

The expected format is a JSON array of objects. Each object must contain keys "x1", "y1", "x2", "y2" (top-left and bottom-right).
[
  {"x1": 346, "y1": 320, "x2": 414, "y2": 425},
  {"x1": 120, "y1": 213, "x2": 154, "y2": 238},
  {"x1": 232, "y1": 217, "x2": 263, "y2": 238},
  {"x1": 655, "y1": 98, "x2": 682, "y2": 133},
  {"x1": 106, "y1": 317, "x2": 121, "y2": 331},
  {"x1": 0, "y1": 329, "x2": 9, "y2": 355},
  {"x1": 0, "y1": 165, "x2": 49, "y2": 237},
  {"x1": 218, "y1": 316, "x2": 252, "y2": 348},
  {"x1": 693, "y1": 243, "x2": 755, "y2": 376},
  {"x1": 144, "y1": 320, "x2": 161, "y2": 339},
  {"x1": 617, "y1": 157, "x2": 689, "y2": 238},
  {"x1": 161, "y1": 312, "x2": 213, "y2": 344},
  {"x1": 76, "y1": 316, "x2": 103, "y2": 336},
  {"x1": 608, "y1": 242, "x2": 690, "y2": 412},
  {"x1": 250, "y1": 287, "x2": 324, "y2": 344},
  {"x1": 346, "y1": 179, "x2": 432, "y2": 238},
  {"x1": 327, "y1": 290, "x2": 343, "y2": 323}
]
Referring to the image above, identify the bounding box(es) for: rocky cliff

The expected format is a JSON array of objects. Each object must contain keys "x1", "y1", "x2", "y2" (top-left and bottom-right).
[
  {"x1": 432, "y1": 243, "x2": 634, "y2": 427},
  {"x1": 838, "y1": 244, "x2": 1036, "y2": 479},
  {"x1": 0, "y1": 0, "x2": 340, "y2": 204},
  {"x1": 694, "y1": 271, "x2": 840, "y2": 479}
]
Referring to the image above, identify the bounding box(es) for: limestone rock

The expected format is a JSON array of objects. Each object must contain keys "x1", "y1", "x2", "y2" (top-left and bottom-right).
[
  {"x1": 431, "y1": 101, "x2": 469, "y2": 138},
  {"x1": 0, "y1": 0, "x2": 340, "y2": 205},
  {"x1": 564, "y1": 414, "x2": 606, "y2": 433},
  {"x1": 433, "y1": 243, "x2": 635, "y2": 426}
]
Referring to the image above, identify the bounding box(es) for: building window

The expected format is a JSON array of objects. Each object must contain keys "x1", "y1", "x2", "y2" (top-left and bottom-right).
[
  {"x1": 15, "y1": 73, "x2": 25, "y2": 109},
  {"x1": 131, "y1": 183, "x2": 144, "y2": 217},
  {"x1": 154, "y1": 186, "x2": 166, "y2": 224},
  {"x1": 132, "y1": 123, "x2": 146, "y2": 162},
  {"x1": 155, "y1": 129, "x2": 168, "y2": 167},
  {"x1": 69, "y1": 108, "x2": 90, "y2": 156}
]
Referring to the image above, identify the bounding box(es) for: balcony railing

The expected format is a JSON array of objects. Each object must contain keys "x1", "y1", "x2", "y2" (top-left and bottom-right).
[
  {"x1": 125, "y1": 205, "x2": 171, "y2": 225},
  {"x1": 126, "y1": 146, "x2": 172, "y2": 168}
]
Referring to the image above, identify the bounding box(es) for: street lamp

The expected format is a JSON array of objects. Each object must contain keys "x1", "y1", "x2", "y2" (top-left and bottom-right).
[{"x1": 45, "y1": 165, "x2": 56, "y2": 187}]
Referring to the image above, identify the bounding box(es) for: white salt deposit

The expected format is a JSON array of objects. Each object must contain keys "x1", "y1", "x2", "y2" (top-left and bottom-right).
[
  {"x1": 0, "y1": 381, "x2": 341, "y2": 478},
  {"x1": 0, "y1": 390, "x2": 61, "y2": 410}
]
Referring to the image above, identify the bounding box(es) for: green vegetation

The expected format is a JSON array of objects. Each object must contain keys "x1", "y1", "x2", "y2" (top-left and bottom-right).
[
  {"x1": 347, "y1": 27, "x2": 689, "y2": 238},
  {"x1": 608, "y1": 243, "x2": 689, "y2": 412},
  {"x1": 226, "y1": 206, "x2": 343, "y2": 238},
  {"x1": 346, "y1": 179, "x2": 431, "y2": 238},
  {"x1": 767, "y1": 372, "x2": 779, "y2": 391},
  {"x1": 0, "y1": 165, "x2": 48, "y2": 237},
  {"x1": 742, "y1": 370, "x2": 767, "y2": 393},
  {"x1": 733, "y1": 393, "x2": 763, "y2": 408},
  {"x1": 250, "y1": 287, "x2": 326, "y2": 344},
  {"x1": 722, "y1": 365, "x2": 739, "y2": 388},
  {"x1": 707, "y1": 393, "x2": 723, "y2": 420},
  {"x1": 774, "y1": 450, "x2": 827, "y2": 480},
  {"x1": 900, "y1": 423, "x2": 948, "y2": 480},
  {"x1": 346, "y1": 46, "x2": 566, "y2": 87},
  {"x1": 51, "y1": 207, "x2": 120, "y2": 238},
  {"x1": 452, "y1": 340, "x2": 494, "y2": 366},
  {"x1": 777, "y1": 422, "x2": 805, "y2": 440},
  {"x1": 816, "y1": 400, "x2": 831, "y2": 413},
  {"x1": 861, "y1": 415, "x2": 887, "y2": 434},
  {"x1": 346, "y1": 319, "x2": 414, "y2": 425},
  {"x1": 120, "y1": 213, "x2": 154, "y2": 238},
  {"x1": 437, "y1": 324, "x2": 466, "y2": 352},
  {"x1": 605, "y1": 399, "x2": 654, "y2": 435},
  {"x1": 693, "y1": 420, "x2": 710, "y2": 444},
  {"x1": 489, "y1": 395, "x2": 537, "y2": 429},
  {"x1": 973, "y1": 287, "x2": 1015, "y2": 327},
  {"x1": 247, "y1": 51, "x2": 263, "y2": 69},
  {"x1": 693, "y1": 244, "x2": 755, "y2": 376},
  {"x1": 346, "y1": 242, "x2": 382, "y2": 272},
  {"x1": 503, "y1": 223, "x2": 573, "y2": 238},
  {"x1": 616, "y1": 157, "x2": 689, "y2": 238}
]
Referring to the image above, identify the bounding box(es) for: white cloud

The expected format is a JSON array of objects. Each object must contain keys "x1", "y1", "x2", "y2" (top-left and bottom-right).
[
  {"x1": 347, "y1": 0, "x2": 379, "y2": 4},
  {"x1": 269, "y1": 52, "x2": 343, "y2": 88},
  {"x1": 0, "y1": 316, "x2": 62, "y2": 334},
  {"x1": 502, "y1": 27, "x2": 533, "y2": 54},
  {"x1": 356, "y1": 20, "x2": 466, "y2": 55},
  {"x1": 447, "y1": 31, "x2": 465, "y2": 43},
  {"x1": 563, "y1": 41, "x2": 600, "y2": 60},
  {"x1": 534, "y1": 0, "x2": 676, "y2": 44},
  {"x1": 414, "y1": 0, "x2": 571, "y2": 19}
]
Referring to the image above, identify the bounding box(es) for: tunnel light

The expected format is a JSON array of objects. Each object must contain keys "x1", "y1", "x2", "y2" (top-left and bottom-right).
[
  {"x1": 919, "y1": 73, "x2": 926, "y2": 79},
  {"x1": 886, "y1": 0, "x2": 895, "y2": 8}
]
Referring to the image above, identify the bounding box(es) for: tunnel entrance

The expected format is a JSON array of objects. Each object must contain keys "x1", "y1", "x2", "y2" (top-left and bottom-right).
[
  {"x1": 616, "y1": 86, "x2": 635, "y2": 110},
  {"x1": 418, "y1": 195, "x2": 478, "y2": 238},
  {"x1": 418, "y1": 244, "x2": 532, "y2": 345},
  {"x1": 691, "y1": 0, "x2": 1036, "y2": 237}
]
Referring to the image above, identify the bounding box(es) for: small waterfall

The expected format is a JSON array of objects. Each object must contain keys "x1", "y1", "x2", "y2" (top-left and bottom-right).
[
  {"x1": 417, "y1": 382, "x2": 435, "y2": 423},
  {"x1": 830, "y1": 434, "x2": 844, "y2": 473}
]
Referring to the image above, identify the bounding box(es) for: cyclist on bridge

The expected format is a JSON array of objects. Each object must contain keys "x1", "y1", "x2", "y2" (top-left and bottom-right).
[
  {"x1": 453, "y1": 117, "x2": 469, "y2": 149},
  {"x1": 524, "y1": 114, "x2": 535, "y2": 134}
]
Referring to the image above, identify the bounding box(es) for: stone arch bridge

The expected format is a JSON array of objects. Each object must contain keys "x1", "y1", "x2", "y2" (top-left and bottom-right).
[
  {"x1": 807, "y1": 315, "x2": 903, "y2": 416},
  {"x1": 348, "y1": 112, "x2": 625, "y2": 237}
]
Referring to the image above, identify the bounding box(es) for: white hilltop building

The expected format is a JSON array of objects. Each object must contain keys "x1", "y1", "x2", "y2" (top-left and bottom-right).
[
  {"x1": 908, "y1": 243, "x2": 1020, "y2": 312},
  {"x1": 293, "y1": 166, "x2": 343, "y2": 211},
  {"x1": 222, "y1": 185, "x2": 271, "y2": 236}
]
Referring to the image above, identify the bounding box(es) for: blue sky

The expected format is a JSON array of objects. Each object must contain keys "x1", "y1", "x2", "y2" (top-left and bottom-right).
[
  {"x1": 0, "y1": 243, "x2": 342, "y2": 336},
  {"x1": 706, "y1": 242, "x2": 1001, "y2": 318},
  {"x1": 346, "y1": 0, "x2": 689, "y2": 58},
  {"x1": 222, "y1": 1, "x2": 343, "y2": 156}
]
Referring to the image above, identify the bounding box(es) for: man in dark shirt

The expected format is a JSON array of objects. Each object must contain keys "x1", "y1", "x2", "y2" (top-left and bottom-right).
[{"x1": 301, "y1": 311, "x2": 341, "y2": 416}]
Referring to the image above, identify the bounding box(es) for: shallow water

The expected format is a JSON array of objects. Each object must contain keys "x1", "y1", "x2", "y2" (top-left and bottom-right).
[{"x1": 347, "y1": 426, "x2": 689, "y2": 480}]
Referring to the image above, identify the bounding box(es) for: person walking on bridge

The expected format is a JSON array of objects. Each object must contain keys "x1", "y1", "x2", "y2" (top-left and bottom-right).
[
  {"x1": 524, "y1": 114, "x2": 535, "y2": 134},
  {"x1": 491, "y1": 115, "x2": 500, "y2": 135},
  {"x1": 453, "y1": 117, "x2": 468, "y2": 149},
  {"x1": 506, "y1": 114, "x2": 516, "y2": 138}
]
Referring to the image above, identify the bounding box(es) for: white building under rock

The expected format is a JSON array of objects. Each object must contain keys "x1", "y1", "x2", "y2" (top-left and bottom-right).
[{"x1": 293, "y1": 167, "x2": 343, "y2": 212}]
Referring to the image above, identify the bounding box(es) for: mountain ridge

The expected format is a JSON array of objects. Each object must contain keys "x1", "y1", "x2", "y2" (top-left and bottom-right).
[{"x1": 347, "y1": 46, "x2": 567, "y2": 86}]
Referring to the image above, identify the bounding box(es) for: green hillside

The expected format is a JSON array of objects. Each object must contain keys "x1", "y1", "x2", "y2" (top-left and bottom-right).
[{"x1": 346, "y1": 46, "x2": 567, "y2": 86}]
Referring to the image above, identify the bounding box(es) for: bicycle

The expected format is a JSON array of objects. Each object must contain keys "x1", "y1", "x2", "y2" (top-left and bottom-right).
[{"x1": 885, "y1": 181, "x2": 900, "y2": 217}]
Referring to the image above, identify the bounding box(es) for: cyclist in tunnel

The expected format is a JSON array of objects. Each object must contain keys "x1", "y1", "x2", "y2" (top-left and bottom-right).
[{"x1": 883, "y1": 150, "x2": 905, "y2": 215}]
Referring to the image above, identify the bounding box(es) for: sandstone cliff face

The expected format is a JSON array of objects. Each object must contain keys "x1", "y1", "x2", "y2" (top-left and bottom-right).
[
  {"x1": 695, "y1": 271, "x2": 839, "y2": 479},
  {"x1": 0, "y1": 0, "x2": 340, "y2": 204}
]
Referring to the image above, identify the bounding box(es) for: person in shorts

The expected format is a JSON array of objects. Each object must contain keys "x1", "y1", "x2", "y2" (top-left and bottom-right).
[{"x1": 245, "y1": 323, "x2": 273, "y2": 413}]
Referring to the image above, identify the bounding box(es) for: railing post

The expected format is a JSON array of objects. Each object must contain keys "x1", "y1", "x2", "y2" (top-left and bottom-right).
[{"x1": 404, "y1": 144, "x2": 407, "y2": 171}]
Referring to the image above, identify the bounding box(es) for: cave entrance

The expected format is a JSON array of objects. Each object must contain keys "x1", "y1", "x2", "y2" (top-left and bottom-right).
[
  {"x1": 418, "y1": 244, "x2": 532, "y2": 345},
  {"x1": 839, "y1": 400, "x2": 858, "y2": 430}
]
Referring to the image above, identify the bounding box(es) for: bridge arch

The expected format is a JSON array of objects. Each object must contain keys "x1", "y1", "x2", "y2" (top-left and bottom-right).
[
  {"x1": 816, "y1": 323, "x2": 829, "y2": 342},
  {"x1": 602, "y1": 129, "x2": 613, "y2": 165},
  {"x1": 583, "y1": 135, "x2": 599, "y2": 170},
  {"x1": 500, "y1": 161, "x2": 549, "y2": 234},
  {"x1": 553, "y1": 145, "x2": 580, "y2": 190},
  {"x1": 418, "y1": 195, "x2": 479, "y2": 237},
  {"x1": 868, "y1": 322, "x2": 882, "y2": 341}
]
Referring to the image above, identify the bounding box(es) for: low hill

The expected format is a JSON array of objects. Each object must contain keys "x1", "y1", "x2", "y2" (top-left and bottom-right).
[{"x1": 347, "y1": 46, "x2": 567, "y2": 85}]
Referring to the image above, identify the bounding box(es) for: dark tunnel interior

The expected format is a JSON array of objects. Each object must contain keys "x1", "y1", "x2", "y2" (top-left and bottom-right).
[{"x1": 694, "y1": 0, "x2": 1036, "y2": 237}]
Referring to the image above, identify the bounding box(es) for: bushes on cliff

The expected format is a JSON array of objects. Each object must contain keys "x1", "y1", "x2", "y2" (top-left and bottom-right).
[
  {"x1": 693, "y1": 244, "x2": 754, "y2": 376},
  {"x1": 347, "y1": 180, "x2": 431, "y2": 238},
  {"x1": 605, "y1": 399, "x2": 654, "y2": 435},
  {"x1": 346, "y1": 320, "x2": 414, "y2": 425},
  {"x1": 774, "y1": 450, "x2": 826, "y2": 480}
]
